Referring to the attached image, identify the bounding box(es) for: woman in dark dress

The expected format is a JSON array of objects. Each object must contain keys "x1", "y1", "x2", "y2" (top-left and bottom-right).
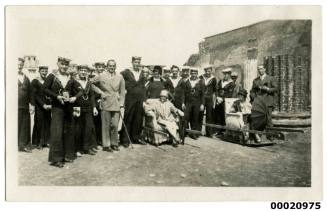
[
  {"x1": 146, "y1": 65, "x2": 173, "y2": 99},
  {"x1": 31, "y1": 66, "x2": 52, "y2": 149},
  {"x1": 70, "y1": 65, "x2": 98, "y2": 156}
]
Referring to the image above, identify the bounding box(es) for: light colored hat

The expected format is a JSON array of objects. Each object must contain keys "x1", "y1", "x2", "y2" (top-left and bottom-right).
[
  {"x1": 222, "y1": 67, "x2": 232, "y2": 73},
  {"x1": 160, "y1": 89, "x2": 169, "y2": 97},
  {"x1": 203, "y1": 64, "x2": 213, "y2": 70},
  {"x1": 190, "y1": 67, "x2": 199, "y2": 72},
  {"x1": 231, "y1": 71, "x2": 238, "y2": 77},
  {"x1": 257, "y1": 65, "x2": 265, "y2": 69}
]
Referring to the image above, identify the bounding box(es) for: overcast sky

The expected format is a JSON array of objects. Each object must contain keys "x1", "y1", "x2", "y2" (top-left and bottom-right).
[{"x1": 6, "y1": 6, "x2": 316, "y2": 71}]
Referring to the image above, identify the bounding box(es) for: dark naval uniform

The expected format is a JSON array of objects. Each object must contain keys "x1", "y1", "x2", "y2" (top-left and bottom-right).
[
  {"x1": 184, "y1": 78, "x2": 205, "y2": 136},
  {"x1": 215, "y1": 79, "x2": 235, "y2": 129},
  {"x1": 120, "y1": 68, "x2": 147, "y2": 145},
  {"x1": 68, "y1": 79, "x2": 97, "y2": 153},
  {"x1": 18, "y1": 74, "x2": 32, "y2": 151},
  {"x1": 31, "y1": 77, "x2": 52, "y2": 148},
  {"x1": 44, "y1": 73, "x2": 77, "y2": 162},
  {"x1": 199, "y1": 74, "x2": 217, "y2": 137},
  {"x1": 168, "y1": 77, "x2": 186, "y2": 110}
]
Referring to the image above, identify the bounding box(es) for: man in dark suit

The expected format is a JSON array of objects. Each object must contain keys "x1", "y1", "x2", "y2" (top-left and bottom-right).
[
  {"x1": 120, "y1": 56, "x2": 147, "y2": 147},
  {"x1": 183, "y1": 68, "x2": 205, "y2": 139},
  {"x1": 250, "y1": 65, "x2": 277, "y2": 130}
]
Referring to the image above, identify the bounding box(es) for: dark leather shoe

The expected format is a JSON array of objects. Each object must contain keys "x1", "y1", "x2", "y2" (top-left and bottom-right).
[
  {"x1": 103, "y1": 147, "x2": 113, "y2": 152},
  {"x1": 64, "y1": 158, "x2": 74, "y2": 163},
  {"x1": 86, "y1": 150, "x2": 96, "y2": 155},
  {"x1": 51, "y1": 162, "x2": 64, "y2": 168},
  {"x1": 172, "y1": 142, "x2": 178, "y2": 148},
  {"x1": 137, "y1": 139, "x2": 147, "y2": 145},
  {"x1": 122, "y1": 143, "x2": 129, "y2": 148},
  {"x1": 22, "y1": 147, "x2": 32, "y2": 153},
  {"x1": 111, "y1": 146, "x2": 120, "y2": 151}
]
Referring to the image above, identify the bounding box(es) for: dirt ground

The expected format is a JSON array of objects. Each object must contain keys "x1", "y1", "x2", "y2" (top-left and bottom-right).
[{"x1": 18, "y1": 130, "x2": 311, "y2": 187}]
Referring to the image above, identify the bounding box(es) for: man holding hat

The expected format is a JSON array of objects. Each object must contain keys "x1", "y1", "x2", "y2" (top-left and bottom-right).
[
  {"x1": 120, "y1": 56, "x2": 147, "y2": 147},
  {"x1": 44, "y1": 57, "x2": 79, "y2": 168},
  {"x1": 199, "y1": 64, "x2": 217, "y2": 137},
  {"x1": 183, "y1": 67, "x2": 205, "y2": 139},
  {"x1": 215, "y1": 67, "x2": 235, "y2": 135},
  {"x1": 18, "y1": 57, "x2": 33, "y2": 152},
  {"x1": 31, "y1": 65, "x2": 52, "y2": 149}
]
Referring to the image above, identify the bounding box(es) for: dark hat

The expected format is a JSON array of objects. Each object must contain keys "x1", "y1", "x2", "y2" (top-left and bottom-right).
[
  {"x1": 153, "y1": 65, "x2": 162, "y2": 74},
  {"x1": 77, "y1": 65, "x2": 90, "y2": 71},
  {"x1": 18, "y1": 57, "x2": 24, "y2": 62},
  {"x1": 57, "y1": 57, "x2": 71, "y2": 64},
  {"x1": 238, "y1": 89, "x2": 248, "y2": 97},
  {"x1": 93, "y1": 62, "x2": 106, "y2": 68},
  {"x1": 39, "y1": 66, "x2": 48, "y2": 70},
  {"x1": 132, "y1": 56, "x2": 142, "y2": 61}
]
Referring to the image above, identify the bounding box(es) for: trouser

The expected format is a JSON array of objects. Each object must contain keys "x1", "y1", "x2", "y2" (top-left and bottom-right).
[
  {"x1": 184, "y1": 102, "x2": 201, "y2": 134},
  {"x1": 32, "y1": 108, "x2": 51, "y2": 147},
  {"x1": 120, "y1": 99, "x2": 144, "y2": 145},
  {"x1": 75, "y1": 111, "x2": 97, "y2": 152},
  {"x1": 267, "y1": 106, "x2": 273, "y2": 127},
  {"x1": 214, "y1": 102, "x2": 225, "y2": 134},
  {"x1": 94, "y1": 110, "x2": 102, "y2": 146},
  {"x1": 48, "y1": 107, "x2": 75, "y2": 162},
  {"x1": 18, "y1": 108, "x2": 31, "y2": 150},
  {"x1": 101, "y1": 110, "x2": 120, "y2": 147},
  {"x1": 204, "y1": 99, "x2": 215, "y2": 136}
]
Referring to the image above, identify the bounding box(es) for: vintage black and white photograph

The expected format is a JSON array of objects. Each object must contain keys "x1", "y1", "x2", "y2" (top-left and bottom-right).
[{"x1": 5, "y1": 5, "x2": 322, "y2": 201}]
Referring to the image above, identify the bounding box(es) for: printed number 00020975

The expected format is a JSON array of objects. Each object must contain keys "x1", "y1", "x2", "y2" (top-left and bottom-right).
[{"x1": 271, "y1": 202, "x2": 321, "y2": 209}]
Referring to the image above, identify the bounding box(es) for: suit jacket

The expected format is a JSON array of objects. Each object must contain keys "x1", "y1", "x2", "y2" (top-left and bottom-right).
[
  {"x1": 92, "y1": 72, "x2": 125, "y2": 111},
  {"x1": 120, "y1": 68, "x2": 147, "y2": 102},
  {"x1": 184, "y1": 78, "x2": 205, "y2": 105},
  {"x1": 250, "y1": 74, "x2": 277, "y2": 107},
  {"x1": 18, "y1": 75, "x2": 31, "y2": 109}
]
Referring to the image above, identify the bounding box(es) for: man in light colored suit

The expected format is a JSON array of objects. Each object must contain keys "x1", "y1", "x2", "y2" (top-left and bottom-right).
[{"x1": 91, "y1": 59, "x2": 126, "y2": 152}]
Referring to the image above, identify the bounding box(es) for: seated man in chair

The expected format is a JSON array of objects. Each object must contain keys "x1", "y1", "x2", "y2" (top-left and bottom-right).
[{"x1": 143, "y1": 89, "x2": 184, "y2": 147}]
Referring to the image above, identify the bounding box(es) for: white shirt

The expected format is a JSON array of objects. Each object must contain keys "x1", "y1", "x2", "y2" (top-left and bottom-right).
[
  {"x1": 203, "y1": 75, "x2": 214, "y2": 86},
  {"x1": 18, "y1": 73, "x2": 25, "y2": 84},
  {"x1": 189, "y1": 78, "x2": 199, "y2": 88},
  {"x1": 170, "y1": 77, "x2": 181, "y2": 88},
  {"x1": 77, "y1": 78, "x2": 88, "y2": 89},
  {"x1": 56, "y1": 73, "x2": 69, "y2": 88},
  {"x1": 131, "y1": 69, "x2": 141, "y2": 81}
]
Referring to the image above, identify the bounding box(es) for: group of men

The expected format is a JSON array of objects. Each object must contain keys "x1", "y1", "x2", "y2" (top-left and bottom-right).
[{"x1": 18, "y1": 55, "x2": 277, "y2": 168}]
